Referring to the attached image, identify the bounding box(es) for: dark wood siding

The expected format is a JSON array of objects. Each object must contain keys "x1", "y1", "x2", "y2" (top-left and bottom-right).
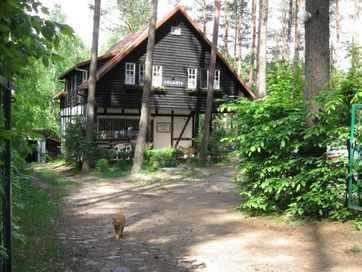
[{"x1": 94, "y1": 12, "x2": 245, "y2": 112}]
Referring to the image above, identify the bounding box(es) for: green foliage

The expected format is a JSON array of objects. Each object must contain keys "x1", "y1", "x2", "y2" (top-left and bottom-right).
[
  {"x1": 93, "y1": 159, "x2": 131, "y2": 178},
  {"x1": 222, "y1": 61, "x2": 362, "y2": 220},
  {"x1": 13, "y1": 171, "x2": 72, "y2": 271},
  {"x1": 34, "y1": 170, "x2": 79, "y2": 187},
  {"x1": 63, "y1": 116, "x2": 99, "y2": 169},
  {"x1": 0, "y1": 0, "x2": 75, "y2": 78},
  {"x1": 101, "y1": 0, "x2": 150, "y2": 54},
  {"x1": 144, "y1": 147, "x2": 184, "y2": 169},
  {"x1": 352, "y1": 219, "x2": 362, "y2": 231}
]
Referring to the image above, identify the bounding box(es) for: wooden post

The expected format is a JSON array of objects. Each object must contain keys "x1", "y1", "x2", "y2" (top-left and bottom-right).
[{"x1": 171, "y1": 110, "x2": 174, "y2": 147}]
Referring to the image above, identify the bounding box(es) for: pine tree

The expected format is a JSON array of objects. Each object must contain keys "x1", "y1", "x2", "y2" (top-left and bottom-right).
[
  {"x1": 132, "y1": 0, "x2": 158, "y2": 173},
  {"x1": 83, "y1": 0, "x2": 101, "y2": 171}
]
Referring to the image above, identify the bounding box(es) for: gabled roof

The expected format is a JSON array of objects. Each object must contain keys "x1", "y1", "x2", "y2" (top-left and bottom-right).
[{"x1": 60, "y1": 6, "x2": 254, "y2": 98}]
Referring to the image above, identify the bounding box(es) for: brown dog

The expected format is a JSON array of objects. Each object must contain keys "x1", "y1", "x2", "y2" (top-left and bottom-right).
[{"x1": 112, "y1": 214, "x2": 126, "y2": 239}]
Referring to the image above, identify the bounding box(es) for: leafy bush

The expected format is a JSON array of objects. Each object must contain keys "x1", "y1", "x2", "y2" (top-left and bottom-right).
[
  {"x1": 144, "y1": 147, "x2": 184, "y2": 169},
  {"x1": 93, "y1": 159, "x2": 131, "y2": 178},
  {"x1": 95, "y1": 158, "x2": 109, "y2": 172},
  {"x1": 63, "y1": 116, "x2": 99, "y2": 169},
  {"x1": 221, "y1": 61, "x2": 361, "y2": 220}
]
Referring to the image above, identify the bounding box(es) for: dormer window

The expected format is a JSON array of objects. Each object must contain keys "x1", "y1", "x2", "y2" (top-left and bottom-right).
[
  {"x1": 125, "y1": 63, "x2": 136, "y2": 85},
  {"x1": 171, "y1": 26, "x2": 181, "y2": 35}
]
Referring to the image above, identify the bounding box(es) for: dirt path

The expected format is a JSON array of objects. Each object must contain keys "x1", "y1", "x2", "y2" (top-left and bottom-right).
[{"x1": 49, "y1": 165, "x2": 361, "y2": 272}]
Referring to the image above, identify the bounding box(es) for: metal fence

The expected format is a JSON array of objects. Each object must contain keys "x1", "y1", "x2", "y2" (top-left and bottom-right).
[
  {"x1": 0, "y1": 75, "x2": 13, "y2": 271},
  {"x1": 349, "y1": 104, "x2": 362, "y2": 211}
]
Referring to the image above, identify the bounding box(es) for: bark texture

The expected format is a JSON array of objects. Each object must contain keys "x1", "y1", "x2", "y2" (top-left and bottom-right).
[
  {"x1": 304, "y1": 0, "x2": 330, "y2": 127},
  {"x1": 199, "y1": 0, "x2": 221, "y2": 164},
  {"x1": 132, "y1": 0, "x2": 158, "y2": 173},
  {"x1": 293, "y1": 0, "x2": 301, "y2": 74},
  {"x1": 248, "y1": 0, "x2": 257, "y2": 86},
  {"x1": 256, "y1": 0, "x2": 268, "y2": 98},
  {"x1": 83, "y1": 0, "x2": 101, "y2": 171},
  {"x1": 236, "y1": 0, "x2": 244, "y2": 75}
]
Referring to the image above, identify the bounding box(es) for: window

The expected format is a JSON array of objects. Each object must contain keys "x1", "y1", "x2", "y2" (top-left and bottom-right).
[
  {"x1": 66, "y1": 74, "x2": 78, "y2": 91},
  {"x1": 139, "y1": 64, "x2": 145, "y2": 85},
  {"x1": 213, "y1": 70, "x2": 220, "y2": 89},
  {"x1": 200, "y1": 69, "x2": 220, "y2": 89},
  {"x1": 152, "y1": 65, "x2": 162, "y2": 87},
  {"x1": 125, "y1": 63, "x2": 136, "y2": 85},
  {"x1": 200, "y1": 69, "x2": 208, "y2": 89},
  {"x1": 171, "y1": 26, "x2": 181, "y2": 35},
  {"x1": 187, "y1": 68, "x2": 198, "y2": 88},
  {"x1": 81, "y1": 70, "x2": 88, "y2": 82},
  {"x1": 98, "y1": 118, "x2": 139, "y2": 140}
]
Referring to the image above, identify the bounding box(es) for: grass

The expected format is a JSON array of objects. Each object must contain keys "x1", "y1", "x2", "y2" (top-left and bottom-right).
[
  {"x1": 13, "y1": 170, "x2": 76, "y2": 271},
  {"x1": 349, "y1": 244, "x2": 361, "y2": 253},
  {"x1": 92, "y1": 160, "x2": 132, "y2": 178}
]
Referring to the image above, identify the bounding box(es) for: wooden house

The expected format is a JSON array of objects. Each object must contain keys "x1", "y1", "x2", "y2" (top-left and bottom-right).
[{"x1": 57, "y1": 6, "x2": 253, "y2": 149}]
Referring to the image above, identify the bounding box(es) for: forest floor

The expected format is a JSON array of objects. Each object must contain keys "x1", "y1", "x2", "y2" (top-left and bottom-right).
[{"x1": 36, "y1": 163, "x2": 361, "y2": 272}]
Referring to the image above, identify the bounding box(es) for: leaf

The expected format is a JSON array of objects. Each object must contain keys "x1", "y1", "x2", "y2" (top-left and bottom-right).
[
  {"x1": 280, "y1": 140, "x2": 286, "y2": 148},
  {"x1": 59, "y1": 24, "x2": 74, "y2": 36},
  {"x1": 41, "y1": 25, "x2": 53, "y2": 40},
  {"x1": 42, "y1": 56, "x2": 49, "y2": 67},
  {"x1": 41, "y1": 7, "x2": 49, "y2": 15}
]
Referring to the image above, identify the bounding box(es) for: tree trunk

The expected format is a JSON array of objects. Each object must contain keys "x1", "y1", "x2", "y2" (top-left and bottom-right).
[
  {"x1": 248, "y1": 0, "x2": 257, "y2": 87},
  {"x1": 353, "y1": 0, "x2": 360, "y2": 45},
  {"x1": 256, "y1": 0, "x2": 268, "y2": 98},
  {"x1": 223, "y1": 0, "x2": 229, "y2": 58},
  {"x1": 335, "y1": 0, "x2": 340, "y2": 46},
  {"x1": 293, "y1": 0, "x2": 301, "y2": 75},
  {"x1": 281, "y1": 0, "x2": 293, "y2": 61},
  {"x1": 202, "y1": 0, "x2": 207, "y2": 34},
  {"x1": 199, "y1": 0, "x2": 221, "y2": 164},
  {"x1": 132, "y1": 0, "x2": 158, "y2": 173},
  {"x1": 83, "y1": 0, "x2": 101, "y2": 171},
  {"x1": 236, "y1": 0, "x2": 244, "y2": 75},
  {"x1": 304, "y1": 0, "x2": 329, "y2": 127}
]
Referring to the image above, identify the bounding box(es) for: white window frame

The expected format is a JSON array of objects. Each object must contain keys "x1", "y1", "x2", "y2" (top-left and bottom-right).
[
  {"x1": 187, "y1": 68, "x2": 198, "y2": 89},
  {"x1": 200, "y1": 69, "x2": 220, "y2": 89},
  {"x1": 171, "y1": 26, "x2": 181, "y2": 35},
  {"x1": 125, "y1": 62, "x2": 136, "y2": 85},
  {"x1": 81, "y1": 70, "x2": 88, "y2": 82},
  {"x1": 152, "y1": 65, "x2": 162, "y2": 87},
  {"x1": 139, "y1": 64, "x2": 145, "y2": 85},
  {"x1": 213, "y1": 70, "x2": 220, "y2": 90}
]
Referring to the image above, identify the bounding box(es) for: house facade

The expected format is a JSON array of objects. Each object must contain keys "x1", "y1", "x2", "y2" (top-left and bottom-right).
[{"x1": 57, "y1": 6, "x2": 253, "y2": 149}]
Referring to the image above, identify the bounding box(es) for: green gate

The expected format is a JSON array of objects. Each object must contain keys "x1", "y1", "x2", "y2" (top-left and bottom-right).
[
  {"x1": 349, "y1": 104, "x2": 362, "y2": 211},
  {"x1": 0, "y1": 75, "x2": 13, "y2": 271}
]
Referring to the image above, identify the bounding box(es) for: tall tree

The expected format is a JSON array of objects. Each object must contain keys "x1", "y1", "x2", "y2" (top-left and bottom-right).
[
  {"x1": 353, "y1": 0, "x2": 360, "y2": 45},
  {"x1": 248, "y1": 0, "x2": 257, "y2": 87},
  {"x1": 199, "y1": 0, "x2": 221, "y2": 164},
  {"x1": 304, "y1": 0, "x2": 329, "y2": 127},
  {"x1": 132, "y1": 0, "x2": 158, "y2": 173},
  {"x1": 281, "y1": 0, "x2": 293, "y2": 61},
  {"x1": 293, "y1": 0, "x2": 301, "y2": 75},
  {"x1": 195, "y1": 0, "x2": 213, "y2": 34},
  {"x1": 83, "y1": 0, "x2": 101, "y2": 171},
  {"x1": 112, "y1": 0, "x2": 150, "y2": 38},
  {"x1": 236, "y1": 0, "x2": 244, "y2": 75},
  {"x1": 223, "y1": 0, "x2": 230, "y2": 57},
  {"x1": 255, "y1": 0, "x2": 268, "y2": 98}
]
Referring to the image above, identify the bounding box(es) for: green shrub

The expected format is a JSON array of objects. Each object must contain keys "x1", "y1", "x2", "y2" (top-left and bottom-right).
[
  {"x1": 221, "y1": 60, "x2": 361, "y2": 220},
  {"x1": 63, "y1": 116, "x2": 99, "y2": 169},
  {"x1": 144, "y1": 147, "x2": 184, "y2": 169},
  {"x1": 95, "y1": 158, "x2": 109, "y2": 172}
]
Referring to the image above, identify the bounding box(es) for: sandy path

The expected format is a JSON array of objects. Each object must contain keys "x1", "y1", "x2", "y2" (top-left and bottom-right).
[{"x1": 51, "y1": 166, "x2": 361, "y2": 272}]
